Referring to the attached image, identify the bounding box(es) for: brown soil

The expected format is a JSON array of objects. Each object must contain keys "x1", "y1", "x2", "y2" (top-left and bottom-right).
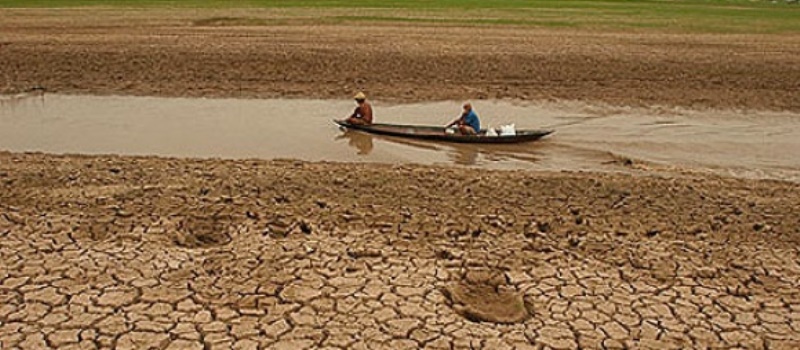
[
  {"x1": 2, "y1": 9, "x2": 800, "y2": 111},
  {"x1": 173, "y1": 216, "x2": 233, "y2": 248},
  {"x1": 444, "y1": 269, "x2": 530, "y2": 324},
  {"x1": 3, "y1": 8, "x2": 800, "y2": 350},
  {"x1": 444, "y1": 283, "x2": 529, "y2": 324},
  {"x1": 2, "y1": 151, "x2": 800, "y2": 348}
]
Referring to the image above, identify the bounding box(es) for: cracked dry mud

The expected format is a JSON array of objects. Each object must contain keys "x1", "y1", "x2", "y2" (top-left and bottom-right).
[{"x1": 1, "y1": 152, "x2": 799, "y2": 349}]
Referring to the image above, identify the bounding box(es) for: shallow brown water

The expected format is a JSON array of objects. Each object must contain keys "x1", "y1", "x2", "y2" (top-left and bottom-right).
[{"x1": 2, "y1": 93, "x2": 798, "y2": 182}]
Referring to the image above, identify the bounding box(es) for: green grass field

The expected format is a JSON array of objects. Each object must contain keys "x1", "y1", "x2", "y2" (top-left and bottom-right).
[{"x1": 3, "y1": 0, "x2": 799, "y2": 33}]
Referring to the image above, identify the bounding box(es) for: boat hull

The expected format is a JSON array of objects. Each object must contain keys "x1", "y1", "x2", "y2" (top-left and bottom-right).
[{"x1": 334, "y1": 120, "x2": 553, "y2": 144}]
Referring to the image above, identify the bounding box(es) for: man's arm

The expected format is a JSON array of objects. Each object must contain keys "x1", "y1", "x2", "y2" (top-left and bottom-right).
[{"x1": 446, "y1": 115, "x2": 463, "y2": 127}]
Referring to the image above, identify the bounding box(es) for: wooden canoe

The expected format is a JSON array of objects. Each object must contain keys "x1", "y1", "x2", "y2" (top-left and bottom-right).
[{"x1": 333, "y1": 120, "x2": 553, "y2": 144}]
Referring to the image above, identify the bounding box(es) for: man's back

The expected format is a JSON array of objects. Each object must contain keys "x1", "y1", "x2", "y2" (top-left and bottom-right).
[
  {"x1": 463, "y1": 109, "x2": 479, "y2": 131},
  {"x1": 359, "y1": 102, "x2": 373, "y2": 124}
]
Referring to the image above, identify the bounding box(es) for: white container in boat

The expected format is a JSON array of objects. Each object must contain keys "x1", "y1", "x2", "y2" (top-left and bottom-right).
[{"x1": 500, "y1": 124, "x2": 516, "y2": 136}]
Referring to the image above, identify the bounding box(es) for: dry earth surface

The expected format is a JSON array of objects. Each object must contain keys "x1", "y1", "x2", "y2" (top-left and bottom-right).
[
  {"x1": 1, "y1": 8, "x2": 800, "y2": 111},
  {"x1": 2, "y1": 7, "x2": 800, "y2": 350},
  {"x1": 1, "y1": 152, "x2": 799, "y2": 349}
]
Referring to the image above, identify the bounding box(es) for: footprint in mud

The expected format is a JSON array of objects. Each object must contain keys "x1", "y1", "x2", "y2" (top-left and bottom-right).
[
  {"x1": 173, "y1": 216, "x2": 232, "y2": 248},
  {"x1": 442, "y1": 269, "x2": 530, "y2": 324}
]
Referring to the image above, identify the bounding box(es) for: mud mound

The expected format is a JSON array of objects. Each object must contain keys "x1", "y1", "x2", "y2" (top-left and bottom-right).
[
  {"x1": 173, "y1": 216, "x2": 232, "y2": 248},
  {"x1": 443, "y1": 269, "x2": 529, "y2": 324}
]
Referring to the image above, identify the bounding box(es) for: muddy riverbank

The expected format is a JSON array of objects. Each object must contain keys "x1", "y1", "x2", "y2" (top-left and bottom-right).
[{"x1": 2, "y1": 8, "x2": 800, "y2": 111}]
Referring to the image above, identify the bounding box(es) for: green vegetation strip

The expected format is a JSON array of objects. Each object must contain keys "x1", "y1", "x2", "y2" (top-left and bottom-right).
[
  {"x1": 4, "y1": 0, "x2": 799, "y2": 33},
  {"x1": 2, "y1": 0, "x2": 796, "y2": 9}
]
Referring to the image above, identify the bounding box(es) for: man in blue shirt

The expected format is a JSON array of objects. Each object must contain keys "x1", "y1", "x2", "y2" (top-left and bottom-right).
[{"x1": 446, "y1": 102, "x2": 480, "y2": 135}]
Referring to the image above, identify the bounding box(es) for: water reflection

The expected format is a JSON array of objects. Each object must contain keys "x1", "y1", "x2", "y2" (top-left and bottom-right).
[
  {"x1": 373, "y1": 134, "x2": 480, "y2": 165},
  {"x1": 336, "y1": 128, "x2": 545, "y2": 166},
  {"x1": 448, "y1": 145, "x2": 479, "y2": 165},
  {"x1": 335, "y1": 130, "x2": 374, "y2": 155}
]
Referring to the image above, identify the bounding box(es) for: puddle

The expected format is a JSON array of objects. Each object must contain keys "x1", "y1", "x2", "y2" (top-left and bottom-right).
[{"x1": 1, "y1": 93, "x2": 799, "y2": 182}]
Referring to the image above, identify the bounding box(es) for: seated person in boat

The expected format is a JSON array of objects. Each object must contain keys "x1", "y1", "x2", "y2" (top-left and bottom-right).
[
  {"x1": 345, "y1": 92, "x2": 373, "y2": 125},
  {"x1": 446, "y1": 102, "x2": 480, "y2": 135}
]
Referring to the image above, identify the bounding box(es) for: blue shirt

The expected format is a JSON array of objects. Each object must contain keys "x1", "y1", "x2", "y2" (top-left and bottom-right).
[{"x1": 463, "y1": 110, "x2": 480, "y2": 132}]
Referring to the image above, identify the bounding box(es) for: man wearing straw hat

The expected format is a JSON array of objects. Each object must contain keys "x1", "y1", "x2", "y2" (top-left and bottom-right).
[{"x1": 345, "y1": 91, "x2": 373, "y2": 125}]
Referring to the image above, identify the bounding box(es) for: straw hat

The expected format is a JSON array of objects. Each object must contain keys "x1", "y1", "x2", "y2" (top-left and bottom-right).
[{"x1": 354, "y1": 92, "x2": 366, "y2": 100}]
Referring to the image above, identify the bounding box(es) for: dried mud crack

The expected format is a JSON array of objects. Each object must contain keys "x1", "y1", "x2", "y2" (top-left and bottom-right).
[{"x1": 2, "y1": 151, "x2": 800, "y2": 349}]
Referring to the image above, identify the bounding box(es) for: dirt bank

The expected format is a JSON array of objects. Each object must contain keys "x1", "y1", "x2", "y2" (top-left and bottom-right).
[{"x1": 2, "y1": 9, "x2": 800, "y2": 111}]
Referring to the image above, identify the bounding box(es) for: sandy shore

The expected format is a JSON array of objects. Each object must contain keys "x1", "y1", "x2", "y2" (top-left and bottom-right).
[{"x1": 2, "y1": 7, "x2": 800, "y2": 350}]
